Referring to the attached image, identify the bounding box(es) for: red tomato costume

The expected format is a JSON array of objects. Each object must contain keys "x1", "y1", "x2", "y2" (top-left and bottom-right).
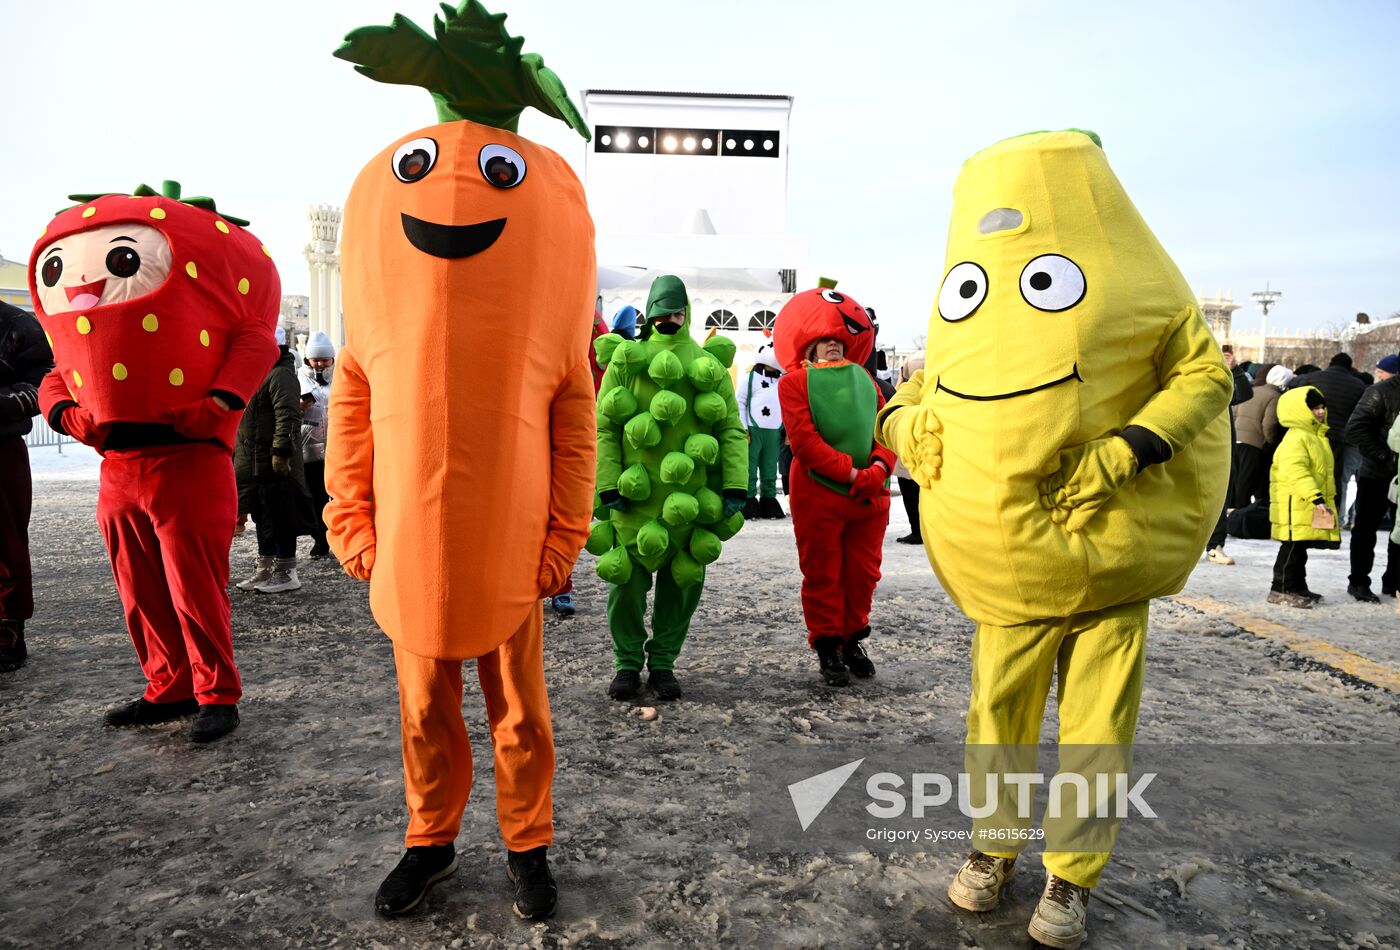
[
  {"x1": 33, "y1": 182, "x2": 279, "y2": 706},
  {"x1": 774, "y1": 288, "x2": 895, "y2": 647}
]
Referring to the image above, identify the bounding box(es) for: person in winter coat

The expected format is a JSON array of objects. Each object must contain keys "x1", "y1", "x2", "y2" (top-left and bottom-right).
[
  {"x1": 1342, "y1": 354, "x2": 1400, "y2": 602},
  {"x1": 588, "y1": 274, "x2": 748, "y2": 702},
  {"x1": 234, "y1": 327, "x2": 311, "y2": 594},
  {"x1": 1387, "y1": 414, "x2": 1400, "y2": 613},
  {"x1": 1204, "y1": 345, "x2": 1255, "y2": 565},
  {"x1": 0, "y1": 302, "x2": 53, "y2": 672},
  {"x1": 737, "y1": 342, "x2": 785, "y2": 519},
  {"x1": 1290, "y1": 353, "x2": 1367, "y2": 521},
  {"x1": 892, "y1": 351, "x2": 926, "y2": 544},
  {"x1": 1267, "y1": 387, "x2": 1341, "y2": 607},
  {"x1": 1233, "y1": 363, "x2": 1293, "y2": 506},
  {"x1": 34, "y1": 180, "x2": 280, "y2": 742},
  {"x1": 775, "y1": 284, "x2": 895, "y2": 686},
  {"x1": 299, "y1": 330, "x2": 336, "y2": 559}
]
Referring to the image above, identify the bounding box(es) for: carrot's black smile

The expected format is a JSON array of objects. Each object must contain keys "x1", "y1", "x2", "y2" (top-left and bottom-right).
[{"x1": 401, "y1": 213, "x2": 505, "y2": 259}]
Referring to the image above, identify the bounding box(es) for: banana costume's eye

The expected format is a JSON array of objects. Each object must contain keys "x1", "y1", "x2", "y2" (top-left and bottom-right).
[
  {"x1": 937, "y1": 262, "x2": 988, "y2": 322},
  {"x1": 1020, "y1": 254, "x2": 1086, "y2": 312}
]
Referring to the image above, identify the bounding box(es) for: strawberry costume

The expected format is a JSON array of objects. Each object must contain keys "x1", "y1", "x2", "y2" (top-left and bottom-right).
[
  {"x1": 773, "y1": 284, "x2": 895, "y2": 685},
  {"x1": 32, "y1": 180, "x2": 280, "y2": 740}
]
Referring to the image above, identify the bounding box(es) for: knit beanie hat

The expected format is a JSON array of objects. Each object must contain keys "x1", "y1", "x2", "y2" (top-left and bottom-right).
[
  {"x1": 305, "y1": 330, "x2": 336, "y2": 359},
  {"x1": 1304, "y1": 388, "x2": 1326, "y2": 410},
  {"x1": 1265, "y1": 365, "x2": 1294, "y2": 389}
]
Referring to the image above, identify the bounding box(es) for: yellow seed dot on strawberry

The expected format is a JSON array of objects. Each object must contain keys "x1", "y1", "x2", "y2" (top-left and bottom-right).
[
  {"x1": 150, "y1": 208, "x2": 167, "y2": 220},
  {"x1": 112, "y1": 363, "x2": 128, "y2": 381},
  {"x1": 169, "y1": 368, "x2": 185, "y2": 386},
  {"x1": 76, "y1": 316, "x2": 92, "y2": 334},
  {"x1": 261, "y1": 245, "x2": 272, "y2": 257},
  {"x1": 215, "y1": 220, "x2": 230, "y2": 234},
  {"x1": 73, "y1": 371, "x2": 83, "y2": 387},
  {"x1": 199, "y1": 329, "x2": 210, "y2": 347},
  {"x1": 81, "y1": 207, "x2": 97, "y2": 218},
  {"x1": 237, "y1": 278, "x2": 250, "y2": 295},
  {"x1": 44, "y1": 331, "x2": 53, "y2": 347},
  {"x1": 186, "y1": 262, "x2": 198, "y2": 279},
  {"x1": 142, "y1": 314, "x2": 159, "y2": 332}
]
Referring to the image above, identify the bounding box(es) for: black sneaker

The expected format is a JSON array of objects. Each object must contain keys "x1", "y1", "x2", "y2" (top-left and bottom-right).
[
  {"x1": 814, "y1": 638, "x2": 850, "y2": 687},
  {"x1": 1348, "y1": 584, "x2": 1381, "y2": 604},
  {"x1": 0, "y1": 620, "x2": 26, "y2": 672},
  {"x1": 743, "y1": 497, "x2": 762, "y2": 519},
  {"x1": 375, "y1": 844, "x2": 458, "y2": 917},
  {"x1": 758, "y1": 497, "x2": 786, "y2": 519},
  {"x1": 105, "y1": 697, "x2": 199, "y2": 727},
  {"x1": 842, "y1": 640, "x2": 876, "y2": 678},
  {"x1": 608, "y1": 669, "x2": 642, "y2": 701},
  {"x1": 309, "y1": 544, "x2": 331, "y2": 559},
  {"x1": 190, "y1": 703, "x2": 240, "y2": 743},
  {"x1": 895, "y1": 532, "x2": 923, "y2": 545},
  {"x1": 648, "y1": 669, "x2": 682, "y2": 701},
  {"x1": 506, "y1": 846, "x2": 557, "y2": 920},
  {"x1": 1300, "y1": 589, "x2": 1324, "y2": 603}
]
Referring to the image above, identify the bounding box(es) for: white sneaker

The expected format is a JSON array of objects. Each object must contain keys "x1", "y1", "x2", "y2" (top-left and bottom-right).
[
  {"x1": 235, "y1": 557, "x2": 275, "y2": 591},
  {"x1": 1028, "y1": 873, "x2": 1090, "y2": 949},
  {"x1": 255, "y1": 559, "x2": 302, "y2": 594},
  {"x1": 1206, "y1": 547, "x2": 1234, "y2": 565},
  {"x1": 947, "y1": 850, "x2": 1015, "y2": 911}
]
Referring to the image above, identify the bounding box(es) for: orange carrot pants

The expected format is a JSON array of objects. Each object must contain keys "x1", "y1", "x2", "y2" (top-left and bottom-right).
[{"x1": 393, "y1": 602, "x2": 554, "y2": 851}]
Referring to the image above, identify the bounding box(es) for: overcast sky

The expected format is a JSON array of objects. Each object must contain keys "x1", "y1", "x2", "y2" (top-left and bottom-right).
[{"x1": 1, "y1": 0, "x2": 1396, "y2": 345}]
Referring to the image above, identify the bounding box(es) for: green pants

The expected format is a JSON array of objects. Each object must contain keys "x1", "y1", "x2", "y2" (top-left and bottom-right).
[
  {"x1": 606, "y1": 566, "x2": 704, "y2": 671},
  {"x1": 747, "y1": 426, "x2": 782, "y2": 498}
]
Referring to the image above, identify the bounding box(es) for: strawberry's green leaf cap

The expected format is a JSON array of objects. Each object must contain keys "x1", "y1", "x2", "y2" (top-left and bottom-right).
[
  {"x1": 62, "y1": 180, "x2": 250, "y2": 225},
  {"x1": 336, "y1": 0, "x2": 589, "y2": 140}
]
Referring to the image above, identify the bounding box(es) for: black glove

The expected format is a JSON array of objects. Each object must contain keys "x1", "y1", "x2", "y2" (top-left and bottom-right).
[
  {"x1": 1, "y1": 384, "x2": 38, "y2": 420},
  {"x1": 600, "y1": 489, "x2": 628, "y2": 512},
  {"x1": 722, "y1": 488, "x2": 748, "y2": 518}
]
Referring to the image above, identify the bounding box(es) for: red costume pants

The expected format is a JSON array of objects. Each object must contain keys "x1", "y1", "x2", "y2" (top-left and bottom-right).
[
  {"x1": 790, "y1": 468, "x2": 890, "y2": 646},
  {"x1": 97, "y1": 443, "x2": 241, "y2": 705},
  {"x1": 393, "y1": 601, "x2": 554, "y2": 851}
]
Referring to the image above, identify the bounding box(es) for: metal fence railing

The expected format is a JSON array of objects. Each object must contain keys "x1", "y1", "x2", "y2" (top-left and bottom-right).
[{"x1": 23, "y1": 417, "x2": 72, "y2": 452}]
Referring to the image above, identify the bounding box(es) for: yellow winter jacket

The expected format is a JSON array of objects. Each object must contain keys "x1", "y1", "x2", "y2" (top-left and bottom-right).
[
  {"x1": 1269, "y1": 387, "x2": 1340, "y2": 544},
  {"x1": 876, "y1": 130, "x2": 1231, "y2": 626}
]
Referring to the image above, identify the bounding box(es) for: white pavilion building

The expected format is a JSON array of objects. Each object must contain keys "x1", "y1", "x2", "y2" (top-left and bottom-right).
[{"x1": 581, "y1": 89, "x2": 808, "y2": 370}]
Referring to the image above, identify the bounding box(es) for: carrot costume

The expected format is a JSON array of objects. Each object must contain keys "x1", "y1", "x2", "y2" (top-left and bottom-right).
[{"x1": 324, "y1": 0, "x2": 596, "y2": 919}]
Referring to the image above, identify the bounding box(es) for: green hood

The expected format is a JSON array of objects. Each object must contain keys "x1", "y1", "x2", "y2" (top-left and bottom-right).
[
  {"x1": 641, "y1": 274, "x2": 692, "y2": 340},
  {"x1": 1277, "y1": 385, "x2": 1327, "y2": 436}
]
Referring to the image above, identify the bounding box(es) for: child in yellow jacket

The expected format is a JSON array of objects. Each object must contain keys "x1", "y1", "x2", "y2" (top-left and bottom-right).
[{"x1": 1269, "y1": 386, "x2": 1342, "y2": 607}]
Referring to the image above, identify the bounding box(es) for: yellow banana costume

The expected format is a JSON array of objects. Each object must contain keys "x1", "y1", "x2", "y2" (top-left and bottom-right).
[{"x1": 877, "y1": 130, "x2": 1231, "y2": 888}]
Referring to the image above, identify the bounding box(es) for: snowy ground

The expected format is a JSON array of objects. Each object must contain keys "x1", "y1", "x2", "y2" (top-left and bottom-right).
[{"x1": 3, "y1": 467, "x2": 1398, "y2": 949}]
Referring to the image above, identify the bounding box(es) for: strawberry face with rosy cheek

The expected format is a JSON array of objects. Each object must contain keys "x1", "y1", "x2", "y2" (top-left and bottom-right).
[{"x1": 35, "y1": 224, "x2": 172, "y2": 314}]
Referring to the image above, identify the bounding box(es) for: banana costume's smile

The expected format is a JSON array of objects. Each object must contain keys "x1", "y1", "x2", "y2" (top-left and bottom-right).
[{"x1": 935, "y1": 364, "x2": 1082, "y2": 402}]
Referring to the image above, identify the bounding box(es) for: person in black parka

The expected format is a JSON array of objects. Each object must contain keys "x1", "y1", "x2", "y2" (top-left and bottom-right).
[
  {"x1": 0, "y1": 302, "x2": 54, "y2": 671},
  {"x1": 1343, "y1": 354, "x2": 1400, "y2": 602},
  {"x1": 234, "y1": 328, "x2": 312, "y2": 595}
]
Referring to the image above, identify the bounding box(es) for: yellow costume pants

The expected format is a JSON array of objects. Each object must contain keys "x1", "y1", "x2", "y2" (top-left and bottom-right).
[
  {"x1": 966, "y1": 600, "x2": 1147, "y2": 888},
  {"x1": 393, "y1": 601, "x2": 555, "y2": 851}
]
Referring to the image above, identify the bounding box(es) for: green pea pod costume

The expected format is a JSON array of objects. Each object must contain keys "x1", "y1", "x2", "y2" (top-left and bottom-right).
[{"x1": 593, "y1": 274, "x2": 748, "y2": 671}]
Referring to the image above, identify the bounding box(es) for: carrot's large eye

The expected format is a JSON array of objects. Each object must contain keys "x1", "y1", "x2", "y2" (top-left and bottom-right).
[
  {"x1": 479, "y1": 144, "x2": 526, "y2": 188},
  {"x1": 392, "y1": 137, "x2": 438, "y2": 183}
]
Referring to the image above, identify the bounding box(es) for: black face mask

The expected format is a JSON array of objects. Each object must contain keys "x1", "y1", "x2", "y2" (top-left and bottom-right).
[{"x1": 653, "y1": 321, "x2": 682, "y2": 335}]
